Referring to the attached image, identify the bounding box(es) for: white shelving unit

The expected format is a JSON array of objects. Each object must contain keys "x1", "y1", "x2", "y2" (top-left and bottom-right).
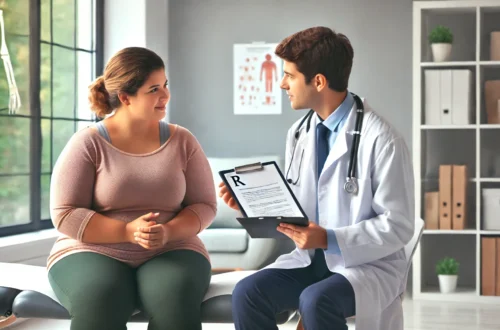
[{"x1": 413, "y1": 1, "x2": 500, "y2": 303}]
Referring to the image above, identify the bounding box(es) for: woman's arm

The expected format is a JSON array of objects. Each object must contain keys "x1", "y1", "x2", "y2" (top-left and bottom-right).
[
  {"x1": 50, "y1": 131, "x2": 143, "y2": 244},
  {"x1": 164, "y1": 144, "x2": 217, "y2": 242}
]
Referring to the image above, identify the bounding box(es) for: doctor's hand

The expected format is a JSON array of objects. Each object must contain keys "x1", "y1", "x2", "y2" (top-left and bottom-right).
[
  {"x1": 277, "y1": 221, "x2": 328, "y2": 250},
  {"x1": 218, "y1": 182, "x2": 240, "y2": 211}
]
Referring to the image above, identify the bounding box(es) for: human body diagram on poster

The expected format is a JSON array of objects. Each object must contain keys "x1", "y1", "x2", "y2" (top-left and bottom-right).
[{"x1": 233, "y1": 43, "x2": 282, "y2": 115}]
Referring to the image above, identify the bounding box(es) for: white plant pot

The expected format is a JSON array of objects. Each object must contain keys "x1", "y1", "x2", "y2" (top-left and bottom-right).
[
  {"x1": 438, "y1": 274, "x2": 458, "y2": 293},
  {"x1": 431, "y1": 43, "x2": 452, "y2": 62}
]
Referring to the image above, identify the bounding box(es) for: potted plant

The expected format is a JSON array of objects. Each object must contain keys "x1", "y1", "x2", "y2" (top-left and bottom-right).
[
  {"x1": 435, "y1": 257, "x2": 459, "y2": 293},
  {"x1": 429, "y1": 25, "x2": 453, "y2": 62}
]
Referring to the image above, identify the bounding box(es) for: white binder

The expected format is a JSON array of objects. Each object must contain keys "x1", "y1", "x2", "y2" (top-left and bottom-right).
[
  {"x1": 424, "y1": 70, "x2": 441, "y2": 125},
  {"x1": 440, "y1": 70, "x2": 453, "y2": 125},
  {"x1": 424, "y1": 69, "x2": 473, "y2": 125},
  {"x1": 451, "y1": 69, "x2": 473, "y2": 125}
]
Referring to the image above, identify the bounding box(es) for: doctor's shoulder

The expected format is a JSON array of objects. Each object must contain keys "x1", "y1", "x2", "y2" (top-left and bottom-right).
[{"x1": 362, "y1": 109, "x2": 410, "y2": 158}]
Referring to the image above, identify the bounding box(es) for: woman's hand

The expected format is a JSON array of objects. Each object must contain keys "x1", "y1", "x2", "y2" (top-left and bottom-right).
[
  {"x1": 134, "y1": 222, "x2": 171, "y2": 250},
  {"x1": 124, "y1": 212, "x2": 159, "y2": 246}
]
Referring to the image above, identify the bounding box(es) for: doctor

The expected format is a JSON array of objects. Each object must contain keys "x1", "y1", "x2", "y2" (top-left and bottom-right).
[{"x1": 219, "y1": 26, "x2": 415, "y2": 330}]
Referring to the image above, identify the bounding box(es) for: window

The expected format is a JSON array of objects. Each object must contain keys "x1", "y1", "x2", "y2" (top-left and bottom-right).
[{"x1": 0, "y1": 0, "x2": 104, "y2": 237}]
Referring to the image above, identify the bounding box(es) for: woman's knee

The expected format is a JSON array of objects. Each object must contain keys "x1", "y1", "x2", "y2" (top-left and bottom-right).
[{"x1": 48, "y1": 253, "x2": 137, "y2": 326}]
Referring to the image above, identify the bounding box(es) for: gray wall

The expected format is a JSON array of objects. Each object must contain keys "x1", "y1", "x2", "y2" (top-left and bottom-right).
[{"x1": 168, "y1": 0, "x2": 414, "y2": 158}]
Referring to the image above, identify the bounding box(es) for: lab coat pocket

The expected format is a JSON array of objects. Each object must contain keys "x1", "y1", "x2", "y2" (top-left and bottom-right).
[{"x1": 349, "y1": 177, "x2": 373, "y2": 225}]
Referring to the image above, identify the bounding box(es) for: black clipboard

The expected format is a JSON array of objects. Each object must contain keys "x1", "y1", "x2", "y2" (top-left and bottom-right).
[{"x1": 219, "y1": 161, "x2": 309, "y2": 239}]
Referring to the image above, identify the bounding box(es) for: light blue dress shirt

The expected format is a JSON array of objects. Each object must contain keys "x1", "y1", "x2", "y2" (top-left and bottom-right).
[{"x1": 315, "y1": 91, "x2": 354, "y2": 255}]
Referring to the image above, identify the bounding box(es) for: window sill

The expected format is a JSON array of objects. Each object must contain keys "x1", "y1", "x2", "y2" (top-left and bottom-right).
[
  {"x1": 0, "y1": 228, "x2": 59, "y2": 249},
  {"x1": 0, "y1": 229, "x2": 59, "y2": 264}
]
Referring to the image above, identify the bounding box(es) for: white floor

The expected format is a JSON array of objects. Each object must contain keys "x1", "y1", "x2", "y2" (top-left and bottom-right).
[{"x1": 4, "y1": 299, "x2": 500, "y2": 330}]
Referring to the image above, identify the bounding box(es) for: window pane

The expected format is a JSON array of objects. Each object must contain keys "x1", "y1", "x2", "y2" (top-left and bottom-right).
[
  {"x1": 77, "y1": 51, "x2": 93, "y2": 120},
  {"x1": 52, "y1": 120, "x2": 75, "y2": 166},
  {"x1": 41, "y1": 0, "x2": 51, "y2": 42},
  {"x1": 0, "y1": 0, "x2": 30, "y2": 115},
  {"x1": 41, "y1": 119, "x2": 51, "y2": 173},
  {"x1": 0, "y1": 175, "x2": 30, "y2": 227},
  {"x1": 41, "y1": 174, "x2": 50, "y2": 220},
  {"x1": 53, "y1": 0, "x2": 75, "y2": 47},
  {"x1": 41, "y1": 43, "x2": 52, "y2": 117},
  {"x1": 53, "y1": 46, "x2": 76, "y2": 118},
  {"x1": 77, "y1": 0, "x2": 93, "y2": 50},
  {"x1": 0, "y1": 117, "x2": 30, "y2": 174}
]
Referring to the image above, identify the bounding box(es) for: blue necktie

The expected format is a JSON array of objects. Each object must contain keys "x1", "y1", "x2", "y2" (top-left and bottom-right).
[
  {"x1": 312, "y1": 122, "x2": 330, "y2": 277},
  {"x1": 317, "y1": 123, "x2": 330, "y2": 177}
]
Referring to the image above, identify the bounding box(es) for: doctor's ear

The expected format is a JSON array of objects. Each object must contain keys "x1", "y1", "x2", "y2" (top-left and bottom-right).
[{"x1": 313, "y1": 74, "x2": 328, "y2": 92}]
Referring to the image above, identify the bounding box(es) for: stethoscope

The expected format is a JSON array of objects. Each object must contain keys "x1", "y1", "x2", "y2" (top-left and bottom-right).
[{"x1": 285, "y1": 93, "x2": 364, "y2": 195}]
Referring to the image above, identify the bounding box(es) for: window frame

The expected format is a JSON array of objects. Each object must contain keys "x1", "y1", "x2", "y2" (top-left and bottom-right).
[{"x1": 0, "y1": 0, "x2": 104, "y2": 237}]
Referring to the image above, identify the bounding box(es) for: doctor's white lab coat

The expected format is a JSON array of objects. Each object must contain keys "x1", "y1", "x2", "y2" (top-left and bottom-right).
[{"x1": 264, "y1": 98, "x2": 415, "y2": 330}]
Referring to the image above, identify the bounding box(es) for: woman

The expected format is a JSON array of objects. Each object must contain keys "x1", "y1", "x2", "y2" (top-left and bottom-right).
[{"x1": 47, "y1": 47, "x2": 216, "y2": 330}]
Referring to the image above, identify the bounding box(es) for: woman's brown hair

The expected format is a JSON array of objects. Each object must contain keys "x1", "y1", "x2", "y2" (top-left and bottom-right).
[{"x1": 88, "y1": 47, "x2": 165, "y2": 118}]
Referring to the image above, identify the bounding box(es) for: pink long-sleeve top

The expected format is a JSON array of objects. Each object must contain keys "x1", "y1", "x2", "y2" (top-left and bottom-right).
[{"x1": 47, "y1": 124, "x2": 217, "y2": 270}]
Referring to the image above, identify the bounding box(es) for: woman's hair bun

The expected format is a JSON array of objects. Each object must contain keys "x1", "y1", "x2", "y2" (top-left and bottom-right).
[{"x1": 88, "y1": 76, "x2": 113, "y2": 118}]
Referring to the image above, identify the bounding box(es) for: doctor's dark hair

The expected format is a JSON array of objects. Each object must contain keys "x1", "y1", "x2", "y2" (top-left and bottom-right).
[
  {"x1": 88, "y1": 47, "x2": 165, "y2": 118},
  {"x1": 275, "y1": 26, "x2": 354, "y2": 92}
]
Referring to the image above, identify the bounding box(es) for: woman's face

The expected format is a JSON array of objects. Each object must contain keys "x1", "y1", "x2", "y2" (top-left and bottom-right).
[{"x1": 127, "y1": 68, "x2": 170, "y2": 121}]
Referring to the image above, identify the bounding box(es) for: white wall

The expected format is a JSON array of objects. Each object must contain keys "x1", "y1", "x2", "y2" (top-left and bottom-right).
[
  {"x1": 103, "y1": 0, "x2": 146, "y2": 64},
  {"x1": 103, "y1": 0, "x2": 170, "y2": 121}
]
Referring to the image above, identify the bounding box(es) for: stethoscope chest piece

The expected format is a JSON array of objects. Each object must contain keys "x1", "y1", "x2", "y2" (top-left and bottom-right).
[{"x1": 344, "y1": 177, "x2": 358, "y2": 195}]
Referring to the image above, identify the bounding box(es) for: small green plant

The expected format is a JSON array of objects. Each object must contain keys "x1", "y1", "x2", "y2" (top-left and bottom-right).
[
  {"x1": 435, "y1": 257, "x2": 459, "y2": 275},
  {"x1": 429, "y1": 25, "x2": 453, "y2": 44}
]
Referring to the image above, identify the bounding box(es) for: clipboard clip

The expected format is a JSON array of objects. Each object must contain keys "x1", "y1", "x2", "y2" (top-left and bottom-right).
[{"x1": 234, "y1": 162, "x2": 264, "y2": 174}]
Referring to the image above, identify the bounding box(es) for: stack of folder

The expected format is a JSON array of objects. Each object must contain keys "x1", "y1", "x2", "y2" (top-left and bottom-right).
[
  {"x1": 424, "y1": 164, "x2": 468, "y2": 230},
  {"x1": 481, "y1": 237, "x2": 500, "y2": 296}
]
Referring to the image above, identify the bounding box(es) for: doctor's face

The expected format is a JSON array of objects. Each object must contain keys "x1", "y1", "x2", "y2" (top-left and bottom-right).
[{"x1": 280, "y1": 60, "x2": 316, "y2": 110}]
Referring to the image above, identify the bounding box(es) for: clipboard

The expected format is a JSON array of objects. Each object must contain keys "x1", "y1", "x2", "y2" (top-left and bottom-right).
[{"x1": 219, "y1": 161, "x2": 309, "y2": 239}]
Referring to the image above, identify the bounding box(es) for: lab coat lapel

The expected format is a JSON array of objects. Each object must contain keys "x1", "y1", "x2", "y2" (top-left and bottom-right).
[
  {"x1": 301, "y1": 114, "x2": 319, "y2": 221},
  {"x1": 320, "y1": 103, "x2": 357, "y2": 178}
]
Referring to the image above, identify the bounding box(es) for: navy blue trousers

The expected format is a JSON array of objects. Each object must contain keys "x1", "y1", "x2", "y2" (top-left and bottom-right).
[{"x1": 232, "y1": 249, "x2": 356, "y2": 330}]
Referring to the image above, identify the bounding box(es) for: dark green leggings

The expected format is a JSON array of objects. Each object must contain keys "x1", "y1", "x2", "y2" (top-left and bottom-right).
[{"x1": 48, "y1": 250, "x2": 211, "y2": 330}]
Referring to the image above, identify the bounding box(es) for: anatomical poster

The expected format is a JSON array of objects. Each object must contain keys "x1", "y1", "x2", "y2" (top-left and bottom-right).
[{"x1": 233, "y1": 43, "x2": 282, "y2": 115}]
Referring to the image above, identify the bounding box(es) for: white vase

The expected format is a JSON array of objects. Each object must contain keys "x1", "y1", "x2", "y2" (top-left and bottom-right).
[
  {"x1": 438, "y1": 274, "x2": 458, "y2": 293},
  {"x1": 431, "y1": 43, "x2": 452, "y2": 62}
]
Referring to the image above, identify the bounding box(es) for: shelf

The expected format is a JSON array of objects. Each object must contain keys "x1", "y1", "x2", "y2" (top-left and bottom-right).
[
  {"x1": 480, "y1": 124, "x2": 500, "y2": 129},
  {"x1": 413, "y1": 1, "x2": 500, "y2": 303},
  {"x1": 479, "y1": 61, "x2": 500, "y2": 67},
  {"x1": 480, "y1": 231, "x2": 500, "y2": 235},
  {"x1": 421, "y1": 61, "x2": 476, "y2": 67},
  {"x1": 416, "y1": 287, "x2": 478, "y2": 302},
  {"x1": 424, "y1": 230, "x2": 477, "y2": 234},
  {"x1": 479, "y1": 178, "x2": 500, "y2": 182},
  {"x1": 420, "y1": 61, "x2": 500, "y2": 67},
  {"x1": 421, "y1": 286, "x2": 476, "y2": 295},
  {"x1": 422, "y1": 177, "x2": 476, "y2": 182},
  {"x1": 421, "y1": 124, "x2": 476, "y2": 129}
]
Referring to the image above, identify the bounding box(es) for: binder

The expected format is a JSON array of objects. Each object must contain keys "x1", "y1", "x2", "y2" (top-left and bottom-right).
[
  {"x1": 481, "y1": 237, "x2": 496, "y2": 296},
  {"x1": 484, "y1": 80, "x2": 500, "y2": 124},
  {"x1": 497, "y1": 238, "x2": 500, "y2": 296},
  {"x1": 440, "y1": 70, "x2": 453, "y2": 125},
  {"x1": 424, "y1": 70, "x2": 441, "y2": 125},
  {"x1": 451, "y1": 70, "x2": 472, "y2": 125},
  {"x1": 219, "y1": 161, "x2": 308, "y2": 239},
  {"x1": 452, "y1": 165, "x2": 467, "y2": 230},
  {"x1": 424, "y1": 191, "x2": 439, "y2": 229},
  {"x1": 439, "y1": 165, "x2": 452, "y2": 229}
]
